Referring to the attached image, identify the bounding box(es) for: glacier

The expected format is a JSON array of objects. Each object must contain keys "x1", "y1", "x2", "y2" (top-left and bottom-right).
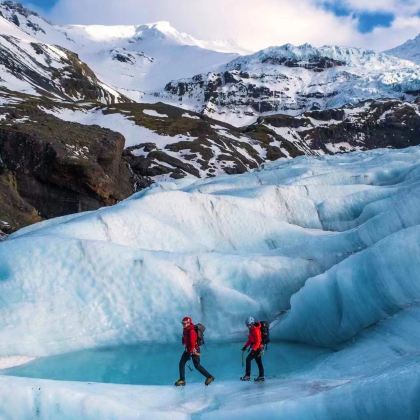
[{"x1": 0, "y1": 146, "x2": 419, "y2": 418}]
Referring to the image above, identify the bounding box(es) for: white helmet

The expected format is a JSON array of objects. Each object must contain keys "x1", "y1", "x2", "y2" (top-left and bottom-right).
[{"x1": 246, "y1": 316, "x2": 255, "y2": 326}]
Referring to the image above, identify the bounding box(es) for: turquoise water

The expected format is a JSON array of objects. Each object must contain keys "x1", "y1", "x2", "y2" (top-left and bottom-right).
[{"x1": 1, "y1": 342, "x2": 329, "y2": 385}]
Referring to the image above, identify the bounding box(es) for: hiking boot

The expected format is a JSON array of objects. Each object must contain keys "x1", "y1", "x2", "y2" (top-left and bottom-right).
[
  {"x1": 174, "y1": 379, "x2": 186, "y2": 386},
  {"x1": 254, "y1": 376, "x2": 265, "y2": 382},
  {"x1": 205, "y1": 376, "x2": 215, "y2": 386},
  {"x1": 240, "y1": 375, "x2": 251, "y2": 381}
]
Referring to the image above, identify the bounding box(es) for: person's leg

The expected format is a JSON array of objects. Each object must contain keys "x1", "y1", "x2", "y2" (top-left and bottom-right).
[
  {"x1": 245, "y1": 352, "x2": 255, "y2": 377},
  {"x1": 255, "y1": 350, "x2": 264, "y2": 377},
  {"x1": 192, "y1": 354, "x2": 212, "y2": 378},
  {"x1": 179, "y1": 351, "x2": 190, "y2": 381}
]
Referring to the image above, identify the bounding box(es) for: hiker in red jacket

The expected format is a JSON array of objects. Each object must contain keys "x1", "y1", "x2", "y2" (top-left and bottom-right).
[
  {"x1": 174, "y1": 316, "x2": 215, "y2": 386},
  {"x1": 240, "y1": 316, "x2": 265, "y2": 382}
]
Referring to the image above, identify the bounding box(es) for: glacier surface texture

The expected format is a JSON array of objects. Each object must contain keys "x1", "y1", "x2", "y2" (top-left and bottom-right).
[{"x1": 0, "y1": 146, "x2": 419, "y2": 418}]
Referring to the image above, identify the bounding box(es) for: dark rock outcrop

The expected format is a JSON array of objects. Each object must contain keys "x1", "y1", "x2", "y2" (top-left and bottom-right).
[{"x1": 0, "y1": 106, "x2": 137, "y2": 229}]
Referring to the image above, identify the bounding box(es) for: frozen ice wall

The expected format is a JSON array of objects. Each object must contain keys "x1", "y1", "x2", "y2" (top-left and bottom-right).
[{"x1": 0, "y1": 146, "x2": 420, "y2": 356}]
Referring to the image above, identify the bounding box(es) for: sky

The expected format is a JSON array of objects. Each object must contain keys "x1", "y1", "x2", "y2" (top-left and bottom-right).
[{"x1": 22, "y1": 0, "x2": 420, "y2": 51}]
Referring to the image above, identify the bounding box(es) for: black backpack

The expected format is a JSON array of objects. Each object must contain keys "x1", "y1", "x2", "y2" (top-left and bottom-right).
[
  {"x1": 259, "y1": 321, "x2": 270, "y2": 347},
  {"x1": 195, "y1": 323, "x2": 206, "y2": 346}
]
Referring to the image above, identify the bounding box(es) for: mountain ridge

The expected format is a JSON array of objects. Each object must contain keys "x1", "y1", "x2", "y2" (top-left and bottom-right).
[{"x1": 386, "y1": 33, "x2": 420, "y2": 65}]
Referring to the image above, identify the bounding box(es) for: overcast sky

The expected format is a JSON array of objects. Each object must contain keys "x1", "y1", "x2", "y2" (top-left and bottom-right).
[{"x1": 23, "y1": 0, "x2": 420, "y2": 51}]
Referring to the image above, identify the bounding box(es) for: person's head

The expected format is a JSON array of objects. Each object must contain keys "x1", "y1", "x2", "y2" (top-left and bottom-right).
[
  {"x1": 245, "y1": 316, "x2": 255, "y2": 328},
  {"x1": 182, "y1": 316, "x2": 192, "y2": 328}
]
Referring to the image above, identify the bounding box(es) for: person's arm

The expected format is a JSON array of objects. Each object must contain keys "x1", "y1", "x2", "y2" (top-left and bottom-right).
[
  {"x1": 187, "y1": 328, "x2": 198, "y2": 354},
  {"x1": 242, "y1": 334, "x2": 252, "y2": 350}
]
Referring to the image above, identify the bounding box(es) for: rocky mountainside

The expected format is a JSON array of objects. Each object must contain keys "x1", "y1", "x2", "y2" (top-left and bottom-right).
[
  {"x1": 386, "y1": 33, "x2": 420, "y2": 65},
  {"x1": 0, "y1": 12, "x2": 126, "y2": 103},
  {"x1": 245, "y1": 99, "x2": 420, "y2": 157},
  {"x1": 40, "y1": 97, "x2": 420, "y2": 181},
  {"x1": 0, "y1": 99, "x2": 137, "y2": 232},
  {"x1": 162, "y1": 44, "x2": 420, "y2": 126}
]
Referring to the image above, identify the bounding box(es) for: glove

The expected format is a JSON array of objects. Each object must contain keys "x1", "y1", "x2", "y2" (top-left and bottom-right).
[{"x1": 241, "y1": 346, "x2": 247, "y2": 352}]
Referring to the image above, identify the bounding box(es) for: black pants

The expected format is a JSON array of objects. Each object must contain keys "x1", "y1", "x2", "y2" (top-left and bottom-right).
[
  {"x1": 179, "y1": 351, "x2": 212, "y2": 381},
  {"x1": 246, "y1": 349, "x2": 264, "y2": 377}
]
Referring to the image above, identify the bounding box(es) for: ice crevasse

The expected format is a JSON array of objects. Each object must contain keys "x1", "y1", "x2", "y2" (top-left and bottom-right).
[{"x1": 0, "y1": 146, "x2": 419, "y2": 418}]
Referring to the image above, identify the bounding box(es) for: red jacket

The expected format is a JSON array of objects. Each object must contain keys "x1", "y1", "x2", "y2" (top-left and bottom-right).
[
  {"x1": 182, "y1": 323, "x2": 199, "y2": 354},
  {"x1": 244, "y1": 323, "x2": 263, "y2": 351}
]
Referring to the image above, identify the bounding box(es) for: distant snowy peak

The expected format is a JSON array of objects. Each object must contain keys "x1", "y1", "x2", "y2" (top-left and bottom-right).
[
  {"x1": 63, "y1": 21, "x2": 246, "y2": 54},
  {"x1": 162, "y1": 43, "x2": 420, "y2": 126},
  {"x1": 58, "y1": 24, "x2": 239, "y2": 95},
  {"x1": 62, "y1": 21, "x2": 197, "y2": 46},
  {"x1": 386, "y1": 33, "x2": 420, "y2": 65},
  {"x1": 228, "y1": 43, "x2": 416, "y2": 70}
]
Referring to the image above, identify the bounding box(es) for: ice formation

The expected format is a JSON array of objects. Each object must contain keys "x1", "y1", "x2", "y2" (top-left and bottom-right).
[{"x1": 0, "y1": 146, "x2": 419, "y2": 418}]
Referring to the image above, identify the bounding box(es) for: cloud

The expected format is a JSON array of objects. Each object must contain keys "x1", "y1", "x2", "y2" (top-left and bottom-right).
[
  {"x1": 47, "y1": 0, "x2": 420, "y2": 52},
  {"x1": 340, "y1": 0, "x2": 419, "y2": 14}
]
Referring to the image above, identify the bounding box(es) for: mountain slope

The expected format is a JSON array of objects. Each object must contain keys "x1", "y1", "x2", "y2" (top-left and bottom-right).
[
  {"x1": 0, "y1": 12, "x2": 126, "y2": 103},
  {"x1": 162, "y1": 44, "x2": 420, "y2": 126},
  {"x1": 0, "y1": 2, "x2": 239, "y2": 99},
  {"x1": 386, "y1": 33, "x2": 420, "y2": 64},
  {"x1": 64, "y1": 22, "x2": 239, "y2": 100}
]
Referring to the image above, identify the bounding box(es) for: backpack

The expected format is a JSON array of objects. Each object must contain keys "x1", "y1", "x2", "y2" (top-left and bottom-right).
[
  {"x1": 259, "y1": 321, "x2": 270, "y2": 347},
  {"x1": 195, "y1": 323, "x2": 206, "y2": 346}
]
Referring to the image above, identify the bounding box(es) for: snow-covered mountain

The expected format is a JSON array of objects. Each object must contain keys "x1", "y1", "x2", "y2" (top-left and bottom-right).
[
  {"x1": 0, "y1": 146, "x2": 419, "y2": 417},
  {"x1": 1, "y1": 1, "x2": 418, "y2": 124},
  {"x1": 62, "y1": 22, "x2": 239, "y2": 100},
  {"x1": 386, "y1": 33, "x2": 420, "y2": 64},
  {"x1": 162, "y1": 43, "x2": 420, "y2": 126},
  {"x1": 0, "y1": 1, "x2": 239, "y2": 100}
]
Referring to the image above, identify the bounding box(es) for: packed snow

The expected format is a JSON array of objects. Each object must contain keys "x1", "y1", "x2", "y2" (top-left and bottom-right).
[
  {"x1": 143, "y1": 109, "x2": 168, "y2": 118},
  {"x1": 41, "y1": 106, "x2": 194, "y2": 148},
  {"x1": 0, "y1": 146, "x2": 419, "y2": 417}
]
